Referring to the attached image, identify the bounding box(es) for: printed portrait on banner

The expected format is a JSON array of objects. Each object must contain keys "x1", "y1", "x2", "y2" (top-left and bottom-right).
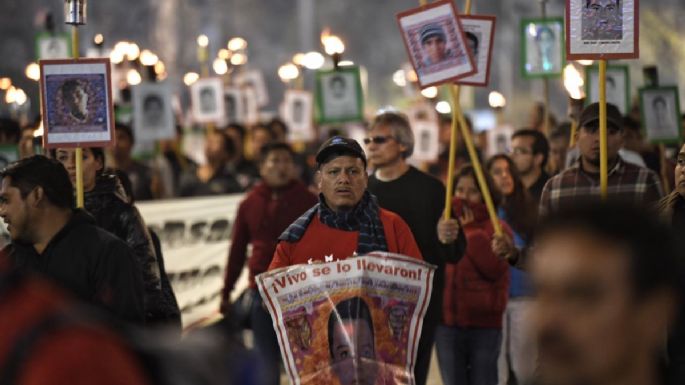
[{"x1": 566, "y1": 0, "x2": 638, "y2": 60}]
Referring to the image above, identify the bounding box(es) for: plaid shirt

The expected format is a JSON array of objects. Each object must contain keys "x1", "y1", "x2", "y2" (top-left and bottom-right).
[{"x1": 539, "y1": 158, "x2": 664, "y2": 217}]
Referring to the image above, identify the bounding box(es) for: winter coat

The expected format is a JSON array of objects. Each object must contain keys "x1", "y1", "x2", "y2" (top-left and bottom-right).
[
  {"x1": 85, "y1": 173, "x2": 180, "y2": 327},
  {"x1": 442, "y1": 198, "x2": 511, "y2": 329}
]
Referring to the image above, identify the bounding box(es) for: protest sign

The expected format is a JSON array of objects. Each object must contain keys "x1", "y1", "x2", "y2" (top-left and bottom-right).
[
  {"x1": 137, "y1": 193, "x2": 246, "y2": 328},
  {"x1": 257, "y1": 252, "x2": 435, "y2": 385}
]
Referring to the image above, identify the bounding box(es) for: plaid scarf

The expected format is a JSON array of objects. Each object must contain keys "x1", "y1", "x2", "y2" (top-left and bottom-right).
[{"x1": 278, "y1": 191, "x2": 388, "y2": 255}]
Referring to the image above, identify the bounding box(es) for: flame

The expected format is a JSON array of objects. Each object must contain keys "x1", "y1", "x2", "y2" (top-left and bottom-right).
[
  {"x1": 321, "y1": 28, "x2": 345, "y2": 55},
  {"x1": 489, "y1": 91, "x2": 506, "y2": 108},
  {"x1": 563, "y1": 64, "x2": 585, "y2": 100}
]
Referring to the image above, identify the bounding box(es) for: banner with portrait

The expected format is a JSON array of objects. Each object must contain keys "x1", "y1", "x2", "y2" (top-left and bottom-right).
[
  {"x1": 257, "y1": 252, "x2": 435, "y2": 385},
  {"x1": 191, "y1": 78, "x2": 226, "y2": 124},
  {"x1": 283, "y1": 90, "x2": 314, "y2": 142},
  {"x1": 36, "y1": 32, "x2": 72, "y2": 60},
  {"x1": 566, "y1": 0, "x2": 639, "y2": 60},
  {"x1": 39, "y1": 58, "x2": 115, "y2": 148},
  {"x1": 397, "y1": 0, "x2": 476, "y2": 88},
  {"x1": 132, "y1": 81, "x2": 175, "y2": 142}
]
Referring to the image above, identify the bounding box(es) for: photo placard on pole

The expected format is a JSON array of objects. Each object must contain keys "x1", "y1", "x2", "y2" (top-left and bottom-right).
[
  {"x1": 584, "y1": 64, "x2": 630, "y2": 114},
  {"x1": 235, "y1": 69, "x2": 269, "y2": 108},
  {"x1": 315, "y1": 66, "x2": 364, "y2": 124},
  {"x1": 132, "y1": 81, "x2": 175, "y2": 142},
  {"x1": 520, "y1": 17, "x2": 565, "y2": 79},
  {"x1": 283, "y1": 90, "x2": 314, "y2": 142},
  {"x1": 566, "y1": 0, "x2": 639, "y2": 60},
  {"x1": 397, "y1": 0, "x2": 476, "y2": 88},
  {"x1": 639, "y1": 86, "x2": 682, "y2": 145},
  {"x1": 190, "y1": 78, "x2": 226, "y2": 124},
  {"x1": 39, "y1": 58, "x2": 115, "y2": 148},
  {"x1": 36, "y1": 32, "x2": 72, "y2": 60},
  {"x1": 456, "y1": 15, "x2": 496, "y2": 87}
]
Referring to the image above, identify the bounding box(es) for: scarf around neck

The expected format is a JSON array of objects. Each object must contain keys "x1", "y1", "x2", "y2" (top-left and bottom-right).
[{"x1": 278, "y1": 191, "x2": 388, "y2": 255}]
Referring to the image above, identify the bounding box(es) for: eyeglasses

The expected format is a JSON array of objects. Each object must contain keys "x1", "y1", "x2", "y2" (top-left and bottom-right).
[{"x1": 363, "y1": 135, "x2": 395, "y2": 145}]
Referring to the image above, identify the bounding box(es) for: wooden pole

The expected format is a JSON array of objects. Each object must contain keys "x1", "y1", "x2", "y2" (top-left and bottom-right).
[
  {"x1": 72, "y1": 26, "x2": 85, "y2": 208},
  {"x1": 541, "y1": 0, "x2": 550, "y2": 136},
  {"x1": 659, "y1": 143, "x2": 670, "y2": 192},
  {"x1": 599, "y1": 59, "x2": 608, "y2": 199}
]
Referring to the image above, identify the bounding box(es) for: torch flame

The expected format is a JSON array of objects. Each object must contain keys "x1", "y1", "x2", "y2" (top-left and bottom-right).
[
  {"x1": 321, "y1": 28, "x2": 345, "y2": 55},
  {"x1": 563, "y1": 64, "x2": 585, "y2": 100}
]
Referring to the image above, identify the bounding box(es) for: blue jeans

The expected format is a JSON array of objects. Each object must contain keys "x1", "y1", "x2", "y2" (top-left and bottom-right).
[
  {"x1": 249, "y1": 288, "x2": 281, "y2": 385},
  {"x1": 435, "y1": 325, "x2": 502, "y2": 385}
]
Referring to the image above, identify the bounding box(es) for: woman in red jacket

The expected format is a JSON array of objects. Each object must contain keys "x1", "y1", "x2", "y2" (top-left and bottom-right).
[{"x1": 435, "y1": 165, "x2": 511, "y2": 385}]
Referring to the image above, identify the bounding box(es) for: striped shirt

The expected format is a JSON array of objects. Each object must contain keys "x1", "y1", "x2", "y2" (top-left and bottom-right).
[{"x1": 539, "y1": 158, "x2": 664, "y2": 217}]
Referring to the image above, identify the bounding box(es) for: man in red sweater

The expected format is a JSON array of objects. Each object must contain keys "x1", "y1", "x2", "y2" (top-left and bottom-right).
[
  {"x1": 221, "y1": 142, "x2": 317, "y2": 385},
  {"x1": 269, "y1": 136, "x2": 422, "y2": 269}
]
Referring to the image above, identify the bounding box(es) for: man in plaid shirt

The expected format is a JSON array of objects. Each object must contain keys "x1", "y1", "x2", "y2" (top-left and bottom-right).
[{"x1": 540, "y1": 102, "x2": 663, "y2": 217}]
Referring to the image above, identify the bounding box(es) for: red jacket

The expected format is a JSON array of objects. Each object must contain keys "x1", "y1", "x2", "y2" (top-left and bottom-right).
[
  {"x1": 222, "y1": 180, "x2": 317, "y2": 299},
  {"x1": 442, "y1": 198, "x2": 511, "y2": 329},
  {"x1": 269, "y1": 208, "x2": 423, "y2": 269}
]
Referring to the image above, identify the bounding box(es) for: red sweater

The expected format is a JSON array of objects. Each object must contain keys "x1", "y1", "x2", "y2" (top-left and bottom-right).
[
  {"x1": 442, "y1": 199, "x2": 511, "y2": 329},
  {"x1": 269, "y1": 208, "x2": 423, "y2": 269},
  {"x1": 222, "y1": 181, "x2": 317, "y2": 298}
]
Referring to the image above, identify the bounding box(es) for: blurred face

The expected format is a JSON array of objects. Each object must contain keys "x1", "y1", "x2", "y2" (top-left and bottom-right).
[
  {"x1": 511, "y1": 135, "x2": 538, "y2": 175},
  {"x1": 67, "y1": 86, "x2": 88, "y2": 115},
  {"x1": 455, "y1": 175, "x2": 482, "y2": 205},
  {"x1": 587, "y1": 0, "x2": 620, "y2": 27},
  {"x1": 318, "y1": 156, "x2": 368, "y2": 212},
  {"x1": 55, "y1": 148, "x2": 103, "y2": 192},
  {"x1": 676, "y1": 144, "x2": 685, "y2": 197},
  {"x1": 489, "y1": 158, "x2": 515, "y2": 196},
  {"x1": 531, "y1": 231, "x2": 663, "y2": 385},
  {"x1": 331, "y1": 319, "x2": 378, "y2": 385},
  {"x1": 576, "y1": 122, "x2": 623, "y2": 166},
  {"x1": 260, "y1": 149, "x2": 294, "y2": 188},
  {"x1": 0, "y1": 177, "x2": 34, "y2": 243},
  {"x1": 114, "y1": 130, "x2": 133, "y2": 159},
  {"x1": 423, "y1": 36, "x2": 447, "y2": 63},
  {"x1": 251, "y1": 128, "x2": 272, "y2": 158},
  {"x1": 550, "y1": 136, "x2": 569, "y2": 171},
  {"x1": 205, "y1": 132, "x2": 230, "y2": 165},
  {"x1": 365, "y1": 124, "x2": 405, "y2": 169}
]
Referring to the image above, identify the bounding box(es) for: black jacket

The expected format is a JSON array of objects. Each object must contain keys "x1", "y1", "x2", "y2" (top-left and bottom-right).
[
  {"x1": 85, "y1": 174, "x2": 180, "y2": 326},
  {"x1": 4, "y1": 210, "x2": 145, "y2": 323}
]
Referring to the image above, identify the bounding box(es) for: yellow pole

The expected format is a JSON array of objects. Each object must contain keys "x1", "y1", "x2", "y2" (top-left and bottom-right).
[
  {"x1": 442, "y1": 0, "x2": 473, "y2": 220},
  {"x1": 659, "y1": 143, "x2": 670, "y2": 192},
  {"x1": 599, "y1": 59, "x2": 608, "y2": 199},
  {"x1": 72, "y1": 26, "x2": 85, "y2": 208},
  {"x1": 569, "y1": 118, "x2": 578, "y2": 147},
  {"x1": 452, "y1": 89, "x2": 502, "y2": 235}
]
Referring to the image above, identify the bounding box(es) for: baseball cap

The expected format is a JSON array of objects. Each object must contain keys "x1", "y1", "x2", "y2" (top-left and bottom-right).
[
  {"x1": 579, "y1": 102, "x2": 623, "y2": 130},
  {"x1": 315, "y1": 136, "x2": 367, "y2": 167},
  {"x1": 420, "y1": 23, "x2": 446, "y2": 44}
]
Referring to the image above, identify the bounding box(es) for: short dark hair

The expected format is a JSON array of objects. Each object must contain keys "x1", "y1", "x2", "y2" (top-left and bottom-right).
[
  {"x1": 586, "y1": 0, "x2": 620, "y2": 7},
  {"x1": 143, "y1": 94, "x2": 163, "y2": 110},
  {"x1": 535, "y1": 202, "x2": 680, "y2": 299},
  {"x1": 0, "y1": 155, "x2": 74, "y2": 209},
  {"x1": 49, "y1": 147, "x2": 105, "y2": 176},
  {"x1": 60, "y1": 79, "x2": 83, "y2": 99},
  {"x1": 211, "y1": 130, "x2": 235, "y2": 156},
  {"x1": 512, "y1": 129, "x2": 550, "y2": 167},
  {"x1": 327, "y1": 296, "x2": 375, "y2": 360},
  {"x1": 465, "y1": 32, "x2": 479, "y2": 51},
  {"x1": 259, "y1": 142, "x2": 295, "y2": 165},
  {"x1": 653, "y1": 96, "x2": 667, "y2": 108},
  {"x1": 329, "y1": 75, "x2": 346, "y2": 88},
  {"x1": 226, "y1": 124, "x2": 247, "y2": 140}
]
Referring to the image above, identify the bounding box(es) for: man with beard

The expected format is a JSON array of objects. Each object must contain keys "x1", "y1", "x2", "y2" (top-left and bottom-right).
[
  {"x1": 539, "y1": 102, "x2": 663, "y2": 216},
  {"x1": 529, "y1": 202, "x2": 680, "y2": 385}
]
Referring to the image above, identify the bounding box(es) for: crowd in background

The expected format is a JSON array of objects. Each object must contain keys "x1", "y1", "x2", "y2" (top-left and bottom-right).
[{"x1": 0, "y1": 92, "x2": 684, "y2": 385}]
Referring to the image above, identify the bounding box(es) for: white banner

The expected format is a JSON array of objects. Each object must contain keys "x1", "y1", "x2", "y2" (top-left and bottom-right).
[
  {"x1": 257, "y1": 252, "x2": 435, "y2": 385},
  {"x1": 138, "y1": 193, "x2": 246, "y2": 328}
]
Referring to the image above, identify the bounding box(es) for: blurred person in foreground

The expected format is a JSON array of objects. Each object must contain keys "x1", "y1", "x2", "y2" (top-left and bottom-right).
[
  {"x1": 220, "y1": 142, "x2": 316, "y2": 385},
  {"x1": 529, "y1": 202, "x2": 680, "y2": 385}
]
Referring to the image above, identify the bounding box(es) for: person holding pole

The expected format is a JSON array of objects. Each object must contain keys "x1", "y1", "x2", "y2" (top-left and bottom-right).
[
  {"x1": 539, "y1": 102, "x2": 663, "y2": 217},
  {"x1": 364, "y1": 111, "x2": 466, "y2": 385},
  {"x1": 435, "y1": 165, "x2": 511, "y2": 385}
]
